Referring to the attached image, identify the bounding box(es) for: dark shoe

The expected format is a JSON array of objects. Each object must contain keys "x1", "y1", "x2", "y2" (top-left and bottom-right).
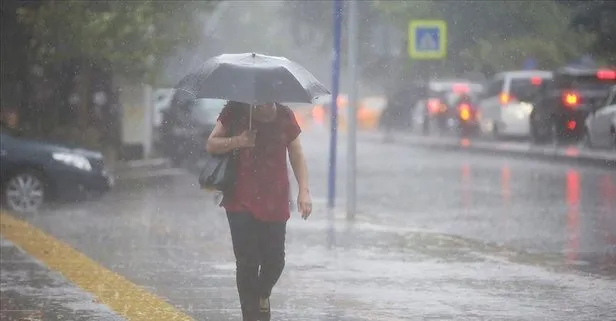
[{"x1": 258, "y1": 297, "x2": 271, "y2": 321}]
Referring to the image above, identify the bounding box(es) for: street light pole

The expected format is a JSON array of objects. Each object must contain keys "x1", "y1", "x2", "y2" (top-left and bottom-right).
[
  {"x1": 346, "y1": 0, "x2": 358, "y2": 220},
  {"x1": 327, "y1": 0, "x2": 343, "y2": 210}
]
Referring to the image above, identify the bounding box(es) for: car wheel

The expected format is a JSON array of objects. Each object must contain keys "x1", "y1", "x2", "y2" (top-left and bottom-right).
[
  {"x1": 4, "y1": 170, "x2": 47, "y2": 213},
  {"x1": 582, "y1": 131, "x2": 594, "y2": 149},
  {"x1": 548, "y1": 120, "x2": 562, "y2": 146},
  {"x1": 530, "y1": 119, "x2": 540, "y2": 144},
  {"x1": 530, "y1": 113, "x2": 547, "y2": 144},
  {"x1": 421, "y1": 116, "x2": 430, "y2": 136},
  {"x1": 492, "y1": 122, "x2": 502, "y2": 140}
]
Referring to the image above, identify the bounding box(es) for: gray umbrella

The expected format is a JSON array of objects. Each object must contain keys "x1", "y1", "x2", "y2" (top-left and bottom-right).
[{"x1": 175, "y1": 53, "x2": 331, "y2": 105}]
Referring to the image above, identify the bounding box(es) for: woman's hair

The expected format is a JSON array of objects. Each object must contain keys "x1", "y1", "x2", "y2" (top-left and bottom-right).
[
  {"x1": 224, "y1": 101, "x2": 289, "y2": 114},
  {"x1": 225, "y1": 101, "x2": 250, "y2": 109},
  {"x1": 224, "y1": 101, "x2": 288, "y2": 108}
]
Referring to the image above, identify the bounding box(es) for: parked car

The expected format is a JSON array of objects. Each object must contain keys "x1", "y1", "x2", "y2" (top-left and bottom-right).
[
  {"x1": 380, "y1": 83, "x2": 426, "y2": 131},
  {"x1": 160, "y1": 97, "x2": 226, "y2": 165},
  {"x1": 412, "y1": 80, "x2": 483, "y2": 135},
  {"x1": 529, "y1": 67, "x2": 616, "y2": 144},
  {"x1": 477, "y1": 70, "x2": 553, "y2": 139},
  {"x1": 584, "y1": 84, "x2": 616, "y2": 149},
  {"x1": 312, "y1": 94, "x2": 387, "y2": 131},
  {"x1": 357, "y1": 95, "x2": 388, "y2": 130},
  {"x1": 0, "y1": 123, "x2": 113, "y2": 213},
  {"x1": 447, "y1": 91, "x2": 483, "y2": 137}
]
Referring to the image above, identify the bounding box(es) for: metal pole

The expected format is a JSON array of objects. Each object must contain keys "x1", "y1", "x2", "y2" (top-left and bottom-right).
[
  {"x1": 346, "y1": 0, "x2": 358, "y2": 220},
  {"x1": 143, "y1": 84, "x2": 153, "y2": 159},
  {"x1": 328, "y1": 0, "x2": 343, "y2": 210}
]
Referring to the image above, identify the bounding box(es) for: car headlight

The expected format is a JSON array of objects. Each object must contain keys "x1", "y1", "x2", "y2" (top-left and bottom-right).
[{"x1": 52, "y1": 152, "x2": 92, "y2": 171}]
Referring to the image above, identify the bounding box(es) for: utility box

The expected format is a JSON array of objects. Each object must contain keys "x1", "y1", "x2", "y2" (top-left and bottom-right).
[{"x1": 115, "y1": 77, "x2": 154, "y2": 160}]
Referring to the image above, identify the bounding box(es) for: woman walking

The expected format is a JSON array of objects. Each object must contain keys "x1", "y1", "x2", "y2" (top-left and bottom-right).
[{"x1": 206, "y1": 101, "x2": 313, "y2": 321}]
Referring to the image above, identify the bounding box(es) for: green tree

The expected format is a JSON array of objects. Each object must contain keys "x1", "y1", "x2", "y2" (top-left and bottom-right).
[
  {"x1": 10, "y1": 0, "x2": 217, "y2": 149},
  {"x1": 16, "y1": 0, "x2": 217, "y2": 84},
  {"x1": 569, "y1": 0, "x2": 616, "y2": 64},
  {"x1": 375, "y1": 0, "x2": 598, "y2": 74}
]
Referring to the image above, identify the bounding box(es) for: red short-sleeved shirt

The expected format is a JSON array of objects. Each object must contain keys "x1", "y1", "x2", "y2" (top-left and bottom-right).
[{"x1": 217, "y1": 104, "x2": 301, "y2": 222}]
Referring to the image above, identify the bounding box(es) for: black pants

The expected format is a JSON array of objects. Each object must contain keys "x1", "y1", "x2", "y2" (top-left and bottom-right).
[{"x1": 227, "y1": 211, "x2": 286, "y2": 321}]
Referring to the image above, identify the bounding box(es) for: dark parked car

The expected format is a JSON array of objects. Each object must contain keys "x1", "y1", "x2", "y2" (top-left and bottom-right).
[
  {"x1": 160, "y1": 97, "x2": 226, "y2": 165},
  {"x1": 446, "y1": 91, "x2": 483, "y2": 137},
  {"x1": 412, "y1": 80, "x2": 483, "y2": 135},
  {"x1": 0, "y1": 123, "x2": 113, "y2": 212},
  {"x1": 380, "y1": 84, "x2": 425, "y2": 131},
  {"x1": 529, "y1": 67, "x2": 616, "y2": 144}
]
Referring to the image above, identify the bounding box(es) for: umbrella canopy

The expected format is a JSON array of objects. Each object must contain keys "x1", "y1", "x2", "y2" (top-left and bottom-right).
[{"x1": 175, "y1": 53, "x2": 331, "y2": 105}]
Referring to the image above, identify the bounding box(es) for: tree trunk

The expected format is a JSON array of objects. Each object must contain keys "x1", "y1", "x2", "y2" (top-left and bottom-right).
[{"x1": 79, "y1": 59, "x2": 92, "y2": 129}]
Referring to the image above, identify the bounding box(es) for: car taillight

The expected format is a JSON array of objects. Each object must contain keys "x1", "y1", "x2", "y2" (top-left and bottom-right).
[
  {"x1": 458, "y1": 103, "x2": 471, "y2": 121},
  {"x1": 562, "y1": 91, "x2": 580, "y2": 108},
  {"x1": 312, "y1": 105, "x2": 325, "y2": 123},
  {"x1": 453, "y1": 83, "x2": 469, "y2": 94},
  {"x1": 499, "y1": 93, "x2": 514, "y2": 105},
  {"x1": 597, "y1": 69, "x2": 616, "y2": 80},
  {"x1": 358, "y1": 107, "x2": 370, "y2": 120},
  {"x1": 531, "y1": 77, "x2": 543, "y2": 86},
  {"x1": 427, "y1": 98, "x2": 441, "y2": 114}
]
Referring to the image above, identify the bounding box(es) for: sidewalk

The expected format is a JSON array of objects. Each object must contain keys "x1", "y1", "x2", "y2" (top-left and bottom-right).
[
  {"x1": 359, "y1": 130, "x2": 616, "y2": 168},
  {"x1": 2, "y1": 204, "x2": 615, "y2": 320},
  {"x1": 0, "y1": 237, "x2": 126, "y2": 321},
  {"x1": 107, "y1": 157, "x2": 187, "y2": 189}
]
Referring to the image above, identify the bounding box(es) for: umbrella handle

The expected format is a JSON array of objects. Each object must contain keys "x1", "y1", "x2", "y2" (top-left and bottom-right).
[
  {"x1": 249, "y1": 104, "x2": 253, "y2": 130},
  {"x1": 247, "y1": 105, "x2": 254, "y2": 158}
]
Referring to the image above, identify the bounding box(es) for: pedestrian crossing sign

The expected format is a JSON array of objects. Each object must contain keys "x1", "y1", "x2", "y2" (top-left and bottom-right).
[{"x1": 408, "y1": 20, "x2": 447, "y2": 60}]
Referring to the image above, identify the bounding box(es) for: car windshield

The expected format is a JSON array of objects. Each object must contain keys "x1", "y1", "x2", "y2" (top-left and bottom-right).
[
  {"x1": 430, "y1": 81, "x2": 483, "y2": 93},
  {"x1": 428, "y1": 81, "x2": 483, "y2": 101},
  {"x1": 361, "y1": 97, "x2": 388, "y2": 110},
  {"x1": 190, "y1": 99, "x2": 226, "y2": 125},
  {"x1": 509, "y1": 77, "x2": 547, "y2": 100},
  {"x1": 557, "y1": 74, "x2": 616, "y2": 91},
  {"x1": 444, "y1": 92, "x2": 480, "y2": 106}
]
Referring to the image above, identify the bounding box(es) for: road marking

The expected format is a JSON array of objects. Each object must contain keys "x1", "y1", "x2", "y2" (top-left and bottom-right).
[{"x1": 0, "y1": 212, "x2": 195, "y2": 321}]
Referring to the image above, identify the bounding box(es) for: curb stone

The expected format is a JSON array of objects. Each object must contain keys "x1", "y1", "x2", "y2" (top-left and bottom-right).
[
  {"x1": 359, "y1": 131, "x2": 616, "y2": 168},
  {"x1": 111, "y1": 157, "x2": 172, "y2": 172},
  {"x1": 109, "y1": 157, "x2": 186, "y2": 186}
]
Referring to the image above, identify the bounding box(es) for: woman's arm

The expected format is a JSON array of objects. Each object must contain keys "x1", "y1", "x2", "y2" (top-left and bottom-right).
[
  {"x1": 288, "y1": 135, "x2": 312, "y2": 218},
  {"x1": 288, "y1": 136, "x2": 310, "y2": 193},
  {"x1": 206, "y1": 121, "x2": 243, "y2": 155}
]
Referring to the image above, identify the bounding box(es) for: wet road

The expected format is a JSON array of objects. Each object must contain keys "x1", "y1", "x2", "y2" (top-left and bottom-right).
[{"x1": 1, "y1": 130, "x2": 615, "y2": 320}]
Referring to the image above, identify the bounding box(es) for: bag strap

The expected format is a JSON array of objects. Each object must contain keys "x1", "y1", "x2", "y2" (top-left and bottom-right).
[
  {"x1": 227, "y1": 105, "x2": 239, "y2": 156},
  {"x1": 227, "y1": 105, "x2": 235, "y2": 136}
]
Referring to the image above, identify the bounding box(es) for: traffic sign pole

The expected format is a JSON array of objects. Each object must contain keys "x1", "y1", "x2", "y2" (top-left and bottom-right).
[
  {"x1": 328, "y1": 0, "x2": 343, "y2": 210},
  {"x1": 346, "y1": 0, "x2": 358, "y2": 220}
]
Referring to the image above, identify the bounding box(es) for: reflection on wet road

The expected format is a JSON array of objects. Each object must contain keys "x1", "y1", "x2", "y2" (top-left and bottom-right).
[
  {"x1": 320, "y1": 132, "x2": 616, "y2": 277},
  {"x1": 2, "y1": 131, "x2": 615, "y2": 320}
]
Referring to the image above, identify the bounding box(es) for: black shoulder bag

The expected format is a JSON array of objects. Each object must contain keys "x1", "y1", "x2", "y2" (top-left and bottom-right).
[{"x1": 198, "y1": 108, "x2": 239, "y2": 193}]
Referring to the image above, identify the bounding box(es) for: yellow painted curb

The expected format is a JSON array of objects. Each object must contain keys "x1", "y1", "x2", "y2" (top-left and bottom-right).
[{"x1": 0, "y1": 212, "x2": 195, "y2": 321}]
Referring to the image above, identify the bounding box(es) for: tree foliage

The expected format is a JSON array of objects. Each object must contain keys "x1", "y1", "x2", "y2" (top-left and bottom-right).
[
  {"x1": 376, "y1": 0, "x2": 600, "y2": 72},
  {"x1": 281, "y1": 1, "x2": 333, "y2": 52},
  {"x1": 16, "y1": 0, "x2": 217, "y2": 83}
]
